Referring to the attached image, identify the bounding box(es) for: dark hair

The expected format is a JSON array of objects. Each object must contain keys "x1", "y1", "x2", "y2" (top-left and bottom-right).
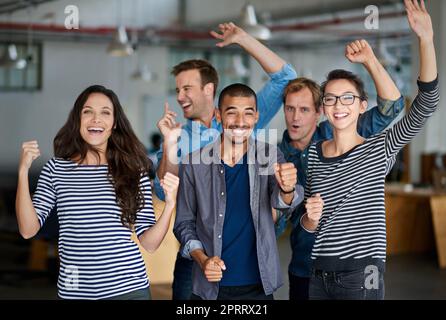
[
  {"x1": 284, "y1": 77, "x2": 322, "y2": 111},
  {"x1": 150, "y1": 132, "x2": 162, "y2": 148},
  {"x1": 218, "y1": 83, "x2": 257, "y2": 109},
  {"x1": 171, "y1": 59, "x2": 219, "y2": 98},
  {"x1": 53, "y1": 85, "x2": 152, "y2": 229},
  {"x1": 321, "y1": 69, "x2": 368, "y2": 101}
]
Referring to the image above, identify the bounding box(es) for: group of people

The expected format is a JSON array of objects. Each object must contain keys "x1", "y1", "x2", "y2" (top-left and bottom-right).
[{"x1": 16, "y1": 0, "x2": 439, "y2": 300}]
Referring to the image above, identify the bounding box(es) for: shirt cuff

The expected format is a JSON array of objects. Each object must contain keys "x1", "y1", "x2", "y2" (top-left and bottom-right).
[
  {"x1": 300, "y1": 213, "x2": 316, "y2": 234},
  {"x1": 376, "y1": 95, "x2": 403, "y2": 116},
  {"x1": 181, "y1": 239, "x2": 204, "y2": 260},
  {"x1": 277, "y1": 184, "x2": 304, "y2": 208},
  {"x1": 268, "y1": 62, "x2": 297, "y2": 81},
  {"x1": 417, "y1": 75, "x2": 439, "y2": 92}
]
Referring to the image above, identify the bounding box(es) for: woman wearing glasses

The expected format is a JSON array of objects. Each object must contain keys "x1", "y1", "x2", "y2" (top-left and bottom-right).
[{"x1": 301, "y1": 0, "x2": 439, "y2": 299}]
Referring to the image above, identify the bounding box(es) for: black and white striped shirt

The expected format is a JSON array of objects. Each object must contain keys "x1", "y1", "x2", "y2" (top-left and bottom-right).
[
  {"x1": 305, "y1": 78, "x2": 440, "y2": 272},
  {"x1": 32, "y1": 158, "x2": 155, "y2": 299}
]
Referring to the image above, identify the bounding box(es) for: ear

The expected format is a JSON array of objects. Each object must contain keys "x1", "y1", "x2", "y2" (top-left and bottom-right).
[
  {"x1": 359, "y1": 100, "x2": 368, "y2": 114},
  {"x1": 254, "y1": 109, "x2": 259, "y2": 124},
  {"x1": 203, "y1": 82, "x2": 214, "y2": 97},
  {"x1": 215, "y1": 108, "x2": 222, "y2": 123}
]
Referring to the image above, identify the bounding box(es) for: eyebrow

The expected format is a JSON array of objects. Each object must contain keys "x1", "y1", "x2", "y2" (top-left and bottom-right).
[
  {"x1": 83, "y1": 105, "x2": 112, "y2": 111},
  {"x1": 224, "y1": 105, "x2": 256, "y2": 112},
  {"x1": 325, "y1": 91, "x2": 356, "y2": 95}
]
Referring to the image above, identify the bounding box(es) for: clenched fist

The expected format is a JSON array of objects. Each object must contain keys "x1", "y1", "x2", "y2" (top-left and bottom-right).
[
  {"x1": 160, "y1": 172, "x2": 180, "y2": 208},
  {"x1": 202, "y1": 256, "x2": 226, "y2": 282},
  {"x1": 274, "y1": 163, "x2": 297, "y2": 193},
  {"x1": 345, "y1": 39, "x2": 376, "y2": 65},
  {"x1": 19, "y1": 141, "x2": 41, "y2": 172},
  {"x1": 305, "y1": 193, "x2": 324, "y2": 224}
]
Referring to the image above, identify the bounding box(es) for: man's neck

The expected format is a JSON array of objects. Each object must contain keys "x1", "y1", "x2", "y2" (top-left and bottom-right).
[
  {"x1": 192, "y1": 105, "x2": 217, "y2": 128},
  {"x1": 289, "y1": 126, "x2": 317, "y2": 152},
  {"x1": 220, "y1": 136, "x2": 248, "y2": 167}
]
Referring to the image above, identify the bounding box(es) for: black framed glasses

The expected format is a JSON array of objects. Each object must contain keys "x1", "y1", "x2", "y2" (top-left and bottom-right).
[{"x1": 322, "y1": 94, "x2": 363, "y2": 106}]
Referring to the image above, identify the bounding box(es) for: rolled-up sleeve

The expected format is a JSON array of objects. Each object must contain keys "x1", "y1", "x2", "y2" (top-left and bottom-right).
[
  {"x1": 173, "y1": 162, "x2": 200, "y2": 260},
  {"x1": 269, "y1": 149, "x2": 304, "y2": 220},
  {"x1": 255, "y1": 63, "x2": 297, "y2": 129}
]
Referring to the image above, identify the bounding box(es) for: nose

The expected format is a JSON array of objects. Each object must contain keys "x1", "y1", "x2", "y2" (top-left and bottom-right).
[
  {"x1": 92, "y1": 112, "x2": 100, "y2": 123},
  {"x1": 293, "y1": 109, "x2": 301, "y2": 121},
  {"x1": 235, "y1": 114, "x2": 245, "y2": 127},
  {"x1": 177, "y1": 90, "x2": 185, "y2": 102}
]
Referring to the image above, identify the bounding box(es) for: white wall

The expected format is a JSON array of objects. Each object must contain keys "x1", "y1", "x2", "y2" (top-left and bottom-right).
[{"x1": 0, "y1": 41, "x2": 170, "y2": 176}]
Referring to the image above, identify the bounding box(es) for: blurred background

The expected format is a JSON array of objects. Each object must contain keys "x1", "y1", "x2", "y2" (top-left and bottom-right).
[{"x1": 0, "y1": 0, "x2": 445, "y2": 299}]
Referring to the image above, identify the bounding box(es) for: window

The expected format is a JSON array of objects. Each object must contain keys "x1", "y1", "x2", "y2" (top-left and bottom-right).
[{"x1": 0, "y1": 43, "x2": 42, "y2": 91}]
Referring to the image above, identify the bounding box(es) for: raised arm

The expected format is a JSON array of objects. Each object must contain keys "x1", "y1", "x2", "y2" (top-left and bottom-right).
[
  {"x1": 138, "y1": 173, "x2": 179, "y2": 253},
  {"x1": 210, "y1": 22, "x2": 285, "y2": 73},
  {"x1": 385, "y1": 0, "x2": 439, "y2": 159},
  {"x1": 16, "y1": 141, "x2": 45, "y2": 239},
  {"x1": 211, "y1": 22, "x2": 297, "y2": 129},
  {"x1": 346, "y1": 39, "x2": 401, "y2": 101},
  {"x1": 405, "y1": 0, "x2": 436, "y2": 82},
  {"x1": 155, "y1": 102, "x2": 182, "y2": 200}
]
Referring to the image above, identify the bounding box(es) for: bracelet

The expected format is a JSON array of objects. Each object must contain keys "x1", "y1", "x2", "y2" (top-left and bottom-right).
[{"x1": 280, "y1": 186, "x2": 295, "y2": 194}]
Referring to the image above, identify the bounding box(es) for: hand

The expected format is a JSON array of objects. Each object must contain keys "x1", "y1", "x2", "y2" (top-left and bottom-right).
[
  {"x1": 345, "y1": 39, "x2": 376, "y2": 65},
  {"x1": 305, "y1": 193, "x2": 324, "y2": 223},
  {"x1": 19, "y1": 141, "x2": 40, "y2": 172},
  {"x1": 160, "y1": 172, "x2": 179, "y2": 207},
  {"x1": 156, "y1": 102, "x2": 182, "y2": 145},
  {"x1": 210, "y1": 22, "x2": 248, "y2": 48},
  {"x1": 274, "y1": 163, "x2": 297, "y2": 193},
  {"x1": 202, "y1": 256, "x2": 226, "y2": 282},
  {"x1": 405, "y1": 0, "x2": 433, "y2": 41}
]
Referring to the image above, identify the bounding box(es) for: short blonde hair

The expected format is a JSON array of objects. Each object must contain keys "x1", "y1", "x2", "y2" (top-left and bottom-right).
[{"x1": 283, "y1": 77, "x2": 321, "y2": 111}]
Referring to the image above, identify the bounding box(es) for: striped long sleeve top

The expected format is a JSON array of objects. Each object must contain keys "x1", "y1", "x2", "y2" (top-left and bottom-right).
[
  {"x1": 32, "y1": 158, "x2": 156, "y2": 299},
  {"x1": 304, "y1": 78, "x2": 440, "y2": 272}
]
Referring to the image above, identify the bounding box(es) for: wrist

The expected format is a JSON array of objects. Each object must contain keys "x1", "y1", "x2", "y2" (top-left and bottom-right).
[
  {"x1": 363, "y1": 56, "x2": 379, "y2": 70},
  {"x1": 18, "y1": 167, "x2": 29, "y2": 178},
  {"x1": 419, "y1": 36, "x2": 434, "y2": 46},
  {"x1": 280, "y1": 186, "x2": 295, "y2": 194}
]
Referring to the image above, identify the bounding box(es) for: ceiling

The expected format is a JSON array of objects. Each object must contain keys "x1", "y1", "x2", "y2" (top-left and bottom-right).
[{"x1": 0, "y1": 0, "x2": 411, "y2": 48}]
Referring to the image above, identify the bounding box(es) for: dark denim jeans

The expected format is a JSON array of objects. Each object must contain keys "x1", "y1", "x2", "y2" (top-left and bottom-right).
[
  {"x1": 172, "y1": 252, "x2": 194, "y2": 300},
  {"x1": 309, "y1": 268, "x2": 385, "y2": 300},
  {"x1": 191, "y1": 284, "x2": 273, "y2": 300},
  {"x1": 105, "y1": 288, "x2": 151, "y2": 300},
  {"x1": 289, "y1": 272, "x2": 310, "y2": 300}
]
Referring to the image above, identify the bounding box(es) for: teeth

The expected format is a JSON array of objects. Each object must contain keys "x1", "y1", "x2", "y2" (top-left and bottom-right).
[
  {"x1": 334, "y1": 113, "x2": 348, "y2": 118},
  {"x1": 88, "y1": 127, "x2": 104, "y2": 132}
]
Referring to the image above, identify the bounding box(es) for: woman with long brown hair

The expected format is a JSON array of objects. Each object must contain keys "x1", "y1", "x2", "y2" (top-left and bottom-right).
[{"x1": 15, "y1": 85, "x2": 179, "y2": 300}]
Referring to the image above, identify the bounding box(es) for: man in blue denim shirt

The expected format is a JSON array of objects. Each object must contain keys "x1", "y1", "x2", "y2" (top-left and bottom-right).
[
  {"x1": 154, "y1": 22, "x2": 297, "y2": 299},
  {"x1": 275, "y1": 40, "x2": 405, "y2": 300}
]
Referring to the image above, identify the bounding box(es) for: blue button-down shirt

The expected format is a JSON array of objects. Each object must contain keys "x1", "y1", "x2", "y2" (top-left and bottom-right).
[
  {"x1": 276, "y1": 95, "x2": 405, "y2": 278},
  {"x1": 153, "y1": 63, "x2": 297, "y2": 200}
]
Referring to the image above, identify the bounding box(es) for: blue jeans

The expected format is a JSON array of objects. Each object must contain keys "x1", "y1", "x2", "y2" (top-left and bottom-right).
[
  {"x1": 172, "y1": 252, "x2": 193, "y2": 300},
  {"x1": 309, "y1": 269, "x2": 385, "y2": 300},
  {"x1": 105, "y1": 288, "x2": 151, "y2": 300}
]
